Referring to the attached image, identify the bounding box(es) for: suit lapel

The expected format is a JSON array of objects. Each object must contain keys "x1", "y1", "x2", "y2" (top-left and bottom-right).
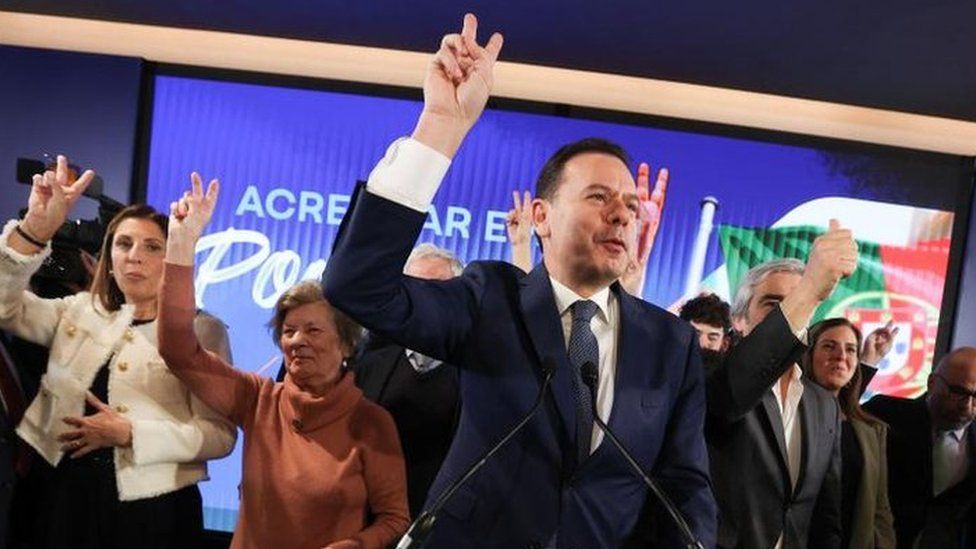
[
  {"x1": 914, "y1": 396, "x2": 935, "y2": 496},
  {"x1": 369, "y1": 345, "x2": 405, "y2": 402},
  {"x1": 607, "y1": 287, "x2": 662, "y2": 433},
  {"x1": 519, "y1": 263, "x2": 576, "y2": 445},
  {"x1": 761, "y1": 391, "x2": 793, "y2": 491},
  {"x1": 967, "y1": 422, "x2": 976, "y2": 480},
  {"x1": 850, "y1": 419, "x2": 879, "y2": 503},
  {"x1": 608, "y1": 287, "x2": 638, "y2": 436}
]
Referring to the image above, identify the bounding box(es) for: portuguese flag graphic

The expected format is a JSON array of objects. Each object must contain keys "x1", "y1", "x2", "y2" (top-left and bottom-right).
[{"x1": 718, "y1": 225, "x2": 950, "y2": 398}]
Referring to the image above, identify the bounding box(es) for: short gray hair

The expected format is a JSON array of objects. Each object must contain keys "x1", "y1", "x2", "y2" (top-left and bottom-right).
[
  {"x1": 405, "y1": 243, "x2": 463, "y2": 276},
  {"x1": 731, "y1": 258, "x2": 805, "y2": 320},
  {"x1": 269, "y1": 280, "x2": 362, "y2": 356}
]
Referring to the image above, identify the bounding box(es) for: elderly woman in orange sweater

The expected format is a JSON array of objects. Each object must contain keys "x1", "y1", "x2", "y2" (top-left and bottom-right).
[{"x1": 157, "y1": 174, "x2": 409, "y2": 549}]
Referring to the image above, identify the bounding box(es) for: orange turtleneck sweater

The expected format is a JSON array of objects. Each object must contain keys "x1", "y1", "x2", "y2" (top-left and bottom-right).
[{"x1": 158, "y1": 263, "x2": 409, "y2": 549}]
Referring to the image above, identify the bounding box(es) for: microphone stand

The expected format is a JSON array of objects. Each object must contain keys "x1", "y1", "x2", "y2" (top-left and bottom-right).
[{"x1": 397, "y1": 359, "x2": 556, "y2": 549}]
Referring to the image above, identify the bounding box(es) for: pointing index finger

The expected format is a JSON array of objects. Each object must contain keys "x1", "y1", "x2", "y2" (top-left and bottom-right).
[
  {"x1": 461, "y1": 12, "x2": 478, "y2": 43},
  {"x1": 484, "y1": 32, "x2": 504, "y2": 63},
  {"x1": 205, "y1": 179, "x2": 220, "y2": 202},
  {"x1": 68, "y1": 169, "x2": 96, "y2": 197},
  {"x1": 653, "y1": 168, "x2": 669, "y2": 199},
  {"x1": 56, "y1": 155, "x2": 70, "y2": 187},
  {"x1": 191, "y1": 172, "x2": 204, "y2": 197},
  {"x1": 636, "y1": 162, "x2": 650, "y2": 199}
]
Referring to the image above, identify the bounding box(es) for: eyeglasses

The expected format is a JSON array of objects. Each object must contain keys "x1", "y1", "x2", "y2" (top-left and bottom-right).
[{"x1": 933, "y1": 373, "x2": 976, "y2": 403}]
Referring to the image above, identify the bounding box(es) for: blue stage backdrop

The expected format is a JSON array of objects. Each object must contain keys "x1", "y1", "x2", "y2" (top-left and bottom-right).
[{"x1": 144, "y1": 73, "x2": 966, "y2": 531}]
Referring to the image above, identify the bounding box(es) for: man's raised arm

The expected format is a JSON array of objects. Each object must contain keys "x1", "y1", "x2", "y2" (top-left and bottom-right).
[
  {"x1": 322, "y1": 15, "x2": 503, "y2": 363},
  {"x1": 411, "y1": 13, "x2": 503, "y2": 159}
]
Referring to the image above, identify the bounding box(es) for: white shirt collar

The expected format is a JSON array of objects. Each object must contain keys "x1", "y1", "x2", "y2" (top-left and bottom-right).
[
  {"x1": 404, "y1": 348, "x2": 442, "y2": 373},
  {"x1": 937, "y1": 425, "x2": 969, "y2": 442},
  {"x1": 788, "y1": 363, "x2": 803, "y2": 383},
  {"x1": 549, "y1": 276, "x2": 611, "y2": 322},
  {"x1": 771, "y1": 363, "x2": 805, "y2": 414}
]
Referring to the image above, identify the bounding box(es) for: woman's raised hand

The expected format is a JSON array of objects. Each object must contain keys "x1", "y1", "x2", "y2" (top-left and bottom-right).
[
  {"x1": 165, "y1": 172, "x2": 219, "y2": 266},
  {"x1": 22, "y1": 155, "x2": 95, "y2": 242},
  {"x1": 168, "y1": 172, "x2": 219, "y2": 244}
]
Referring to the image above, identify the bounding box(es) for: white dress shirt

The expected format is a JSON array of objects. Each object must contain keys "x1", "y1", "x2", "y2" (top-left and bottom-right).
[
  {"x1": 933, "y1": 425, "x2": 970, "y2": 496},
  {"x1": 773, "y1": 363, "x2": 805, "y2": 549},
  {"x1": 405, "y1": 348, "x2": 443, "y2": 374},
  {"x1": 549, "y1": 278, "x2": 617, "y2": 453},
  {"x1": 367, "y1": 137, "x2": 450, "y2": 213},
  {"x1": 366, "y1": 137, "x2": 620, "y2": 453}
]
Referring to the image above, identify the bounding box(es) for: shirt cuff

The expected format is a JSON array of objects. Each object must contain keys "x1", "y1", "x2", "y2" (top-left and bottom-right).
[
  {"x1": 778, "y1": 303, "x2": 810, "y2": 345},
  {"x1": 0, "y1": 219, "x2": 52, "y2": 265},
  {"x1": 365, "y1": 137, "x2": 451, "y2": 212}
]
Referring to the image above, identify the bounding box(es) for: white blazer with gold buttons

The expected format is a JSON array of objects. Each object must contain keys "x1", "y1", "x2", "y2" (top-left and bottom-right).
[{"x1": 0, "y1": 221, "x2": 236, "y2": 501}]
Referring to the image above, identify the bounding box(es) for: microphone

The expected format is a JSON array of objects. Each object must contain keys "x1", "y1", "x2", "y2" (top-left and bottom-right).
[
  {"x1": 396, "y1": 357, "x2": 557, "y2": 549},
  {"x1": 580, "y1": 362, "x2": 704, "y2": 549}
]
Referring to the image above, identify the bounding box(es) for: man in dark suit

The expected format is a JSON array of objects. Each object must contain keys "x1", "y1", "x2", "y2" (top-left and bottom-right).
[
  {"x1": 352, "y1": 244, "x2": 461, "y2": 519},
  {"x1": 864, "y1": 347, "x2": 976, "y2": 548},
  {"x1": 323, "y1": 14, "x2": 715, "y2": 548},
  {"x1": 707, "y1": 248, "x2": 854, "y2": 548}
]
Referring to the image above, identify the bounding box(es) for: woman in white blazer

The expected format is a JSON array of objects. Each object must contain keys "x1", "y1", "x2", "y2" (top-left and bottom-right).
[{"x1": 2, "y1": 156, "x2": 236, "y2": 548}]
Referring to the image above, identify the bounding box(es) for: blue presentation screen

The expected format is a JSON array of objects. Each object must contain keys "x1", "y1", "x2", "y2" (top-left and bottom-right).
[{"x1": 145, "y1": 73, "x2": 964, "y2": 530}]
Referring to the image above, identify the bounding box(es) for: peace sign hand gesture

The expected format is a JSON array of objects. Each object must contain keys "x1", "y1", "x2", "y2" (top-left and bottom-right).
[
  {"x1": 621, "y1": 163, "x2": 669, "y2": 296},
  {"x1": 166, "y1": 172, "x2": 219, "y2": 265},
  {"x1": 22, "y1": 155, "x2": 95, "y2": 243},
  {"x1": 862, "y1": 319, "x2": 899, "y2": 366},
  {"x1": 506, "y1": 190, "x2": 534, "y2": 272},
  {"x1": 413, "y1": 13, "x2": 504, "y2": 158},
  {"x1": 633, "y1": 162, "x2": 669, "y2": 268}
]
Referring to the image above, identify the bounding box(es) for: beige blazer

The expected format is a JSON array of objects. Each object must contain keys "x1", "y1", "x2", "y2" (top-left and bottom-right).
[{"x1": 848, "y1": 417, "x2": 896, "y2": 549}]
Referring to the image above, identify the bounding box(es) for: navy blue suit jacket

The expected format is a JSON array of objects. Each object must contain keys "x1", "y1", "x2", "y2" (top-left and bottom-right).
[{"x1": 323, "y1": 185, "x2": 716, "y2": 548}]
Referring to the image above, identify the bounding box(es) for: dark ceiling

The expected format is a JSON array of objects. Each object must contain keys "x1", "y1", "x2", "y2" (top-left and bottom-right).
[{"x1": 8, "y1": 0, "x2": 976, "y2": 121}]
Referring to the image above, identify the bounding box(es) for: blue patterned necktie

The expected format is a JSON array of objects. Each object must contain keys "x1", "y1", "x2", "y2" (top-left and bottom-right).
[{"x1": 568, "y1": 300, "x2": 599, "y2": 465}]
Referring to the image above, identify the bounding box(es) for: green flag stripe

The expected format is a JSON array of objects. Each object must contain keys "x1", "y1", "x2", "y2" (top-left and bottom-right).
[{"x1": 718, "y1": 225, "x2": 886, "y2": 322}]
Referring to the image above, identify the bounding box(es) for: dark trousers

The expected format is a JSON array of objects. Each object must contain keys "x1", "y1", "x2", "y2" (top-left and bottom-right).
[{"x1": 35, "y1": 451, "x2": 203, "y2": 549}]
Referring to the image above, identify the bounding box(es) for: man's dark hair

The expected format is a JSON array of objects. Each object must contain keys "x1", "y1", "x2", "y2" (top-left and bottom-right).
[
  {"x1": 532, "y1": 138, "x2": 630, "y2": 252},
  {"x1": 679, "y1": 294, "x2": 732, "y2": 331},
  {"x1": 535, "y1": 138, "x2": 631, "y2": 202}
]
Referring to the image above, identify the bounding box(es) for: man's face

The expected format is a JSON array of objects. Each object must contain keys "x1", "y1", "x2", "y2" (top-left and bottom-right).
[
  {"x1": 690, "y1": 321, "x2": 726, "y2": 351},
  {"x1": 927, "y1": 349, "x2": 976, "y2": 431},
  {"x1": 405, "y1": 256, "x2": 455, "y2": 281},
  {"x1": 533, "y1": 152, "x2": 640, "y2": 294},
  {"x1": 734, "y1": 271, "x2": 803, "y2": 336}
]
